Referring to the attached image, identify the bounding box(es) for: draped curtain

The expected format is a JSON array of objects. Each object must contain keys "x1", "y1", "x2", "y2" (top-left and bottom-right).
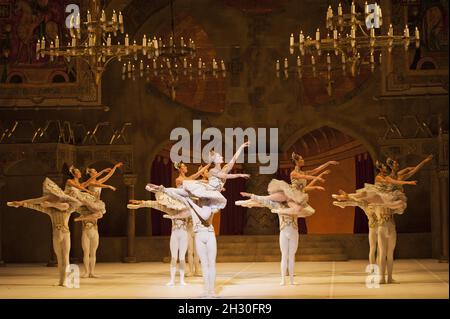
[
  {"x1": 220, "y1": 168, "x2": 246, "y2": 235},
  {"x1": 150, "y1": 156, "x2": 172, "y2": 236},
  {"x1": 276, "y1": 168, "x2": 308, "y2": 234},
  {"x1": 353, "y1": 152, "x2": 374, "y2": 233}
]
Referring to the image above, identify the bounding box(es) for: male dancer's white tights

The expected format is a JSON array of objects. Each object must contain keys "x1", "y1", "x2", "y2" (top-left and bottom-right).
[
  {"x1": 168, "y1": 229, "x2": 188, "y2": 285},
  {"x1": 195, "y1": 231, "x2": 217, "y2": 295},
  {"x1": 81, "y1": 226, "x2": 99, "y2": 278},
  {"x1": 279, "y1": 225, "x2": 299, "y2": 285}
]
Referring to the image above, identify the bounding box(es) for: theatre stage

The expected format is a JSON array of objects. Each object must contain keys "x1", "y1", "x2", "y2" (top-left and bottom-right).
[{"x1": 0, "y1": 260, "x2": 447, "y2": 299}]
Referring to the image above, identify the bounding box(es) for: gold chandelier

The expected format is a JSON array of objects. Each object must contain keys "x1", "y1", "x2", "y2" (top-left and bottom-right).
[
  {"x1": 122, "y1": 0, "x2": 226, "y2": 100},
  {"x1": 277, "y1": 1, "x2": 420, "y2": 95},
  {"x1": 36, "y1": 0, "x2": 153, "y2": 85}
]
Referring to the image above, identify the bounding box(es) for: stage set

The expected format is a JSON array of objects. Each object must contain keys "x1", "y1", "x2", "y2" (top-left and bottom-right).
[{"x1": 0, "y1": 0, "x2": 448, "y2": 300}]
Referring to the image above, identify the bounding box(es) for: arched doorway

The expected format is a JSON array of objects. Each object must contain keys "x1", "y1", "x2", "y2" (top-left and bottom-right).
[{"x1": 283, "y1": 126, "x2": 374, "y2": 234}]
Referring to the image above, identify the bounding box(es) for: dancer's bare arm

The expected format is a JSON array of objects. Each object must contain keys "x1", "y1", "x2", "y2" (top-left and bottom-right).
[
  {"x1": 383, "y1": 176, "x2": 417, "y2": 186},
  {"x1": 81, "y1": 168, "x2": 112, "y2": 187},
  {"x1": 306, "y1": 170, "x2": 330, "y2": 188},
  {"x1": 187, "y1": 164, "x2": 211, "y2": 180},
  {"x1": 291, "y1": 170, "x2": 323, "y2": 182},
  {"x1": 222, "y1": 142, "x2": 249, "y2": 174},
  {"x1": 398, "y1": 155, "x2": 433, "y2": 180},
  {"x1": 97, "y1": 162, "x2": 123, "y2": 184},
  {"x1": 67, "y1": 179, "x2": 96, "y2": 195},
  {"x1": 305, "y1": 161, "x2": 339, "y2": 175},
  {"x1": 88, "y1": 181, "x2": 116, "y2": 191}
]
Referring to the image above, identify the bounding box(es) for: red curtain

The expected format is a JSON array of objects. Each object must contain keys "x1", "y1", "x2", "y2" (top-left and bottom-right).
[
  {"x1": 276, "y1": 168, "x2": 308, "y2": 234},
  {"x1": 353, "y1": 152, "x2": 374, "y2": 233},
  {"x1": 220, "y1": 168, "x2": 247, "y2": 235},
  {"x1": 150, "y1": 156, "x2": 172, "y2": 236}
]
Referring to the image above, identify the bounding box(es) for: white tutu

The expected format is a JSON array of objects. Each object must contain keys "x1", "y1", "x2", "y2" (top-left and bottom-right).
[
  {"x1": 349, "y1": 183, "x2": 407, "y2": 214},
  {"x1": 42, "y1": 178, "x2": 82, "y2": 212},
  {"x1": 65, "y1": 184, "x2": 106, "y2": 215},
  {"x1": 182, "y1": 180, "x2": 227, "y2": 210}
]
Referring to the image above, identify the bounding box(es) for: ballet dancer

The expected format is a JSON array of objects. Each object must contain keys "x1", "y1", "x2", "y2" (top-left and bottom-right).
[
  {"x1": 80, "y1": 162, "x2": 123, "y2": 278},
  {"x1": 375, "y1": 155, "x2": 432, "y2": 284},
  {"x1": 128, "y1": 163, "x2": 210, "y2": 285},
  {"x1": 332, "y1": 160, "x2": 418, "y2": 283},
  {"x1": 146, "y1": 142, "x2": 250, "y2": 297},
  {"x1": 7, "y1": 178, "x2": 82, "y2": 287},
  {"x1": 236, "y1": 152, "x2": 339, "y2": 285},
  {"x1": 64, "y1": 165, "x2": 107, "y2": 221}
]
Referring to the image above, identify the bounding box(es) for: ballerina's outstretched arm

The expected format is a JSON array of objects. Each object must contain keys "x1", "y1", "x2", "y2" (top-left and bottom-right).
[
  {"x1": 377, "y1": 175, "x2": 417, "y2": 186},
  {"x1": 290, "y1": 170, "x2": 323, "y2": 182},
  {"x1": 304, "y1": 169, "x2": 331, "y2": 191},
  {"x1": 398, "y1": 155, "x2": 433, "y2": 181},
  {"x1": 86, "y1": 181, "x2": 117, "y2": 191},
  {"x1": 97, "y1": 162, "x2": 123, "y2": 184},
  {"x1": 80, "y1": 167, "x2": 112, "y2": 188},
  {"x1": 304, "y1": 160, "x2": 339, "y2": 176},
  {"x1": 222, "y1": 141, "x2": 250, "y2": 174},
  {"x1": 67, "y1": 179, "x2": 96, "y2": 195}
]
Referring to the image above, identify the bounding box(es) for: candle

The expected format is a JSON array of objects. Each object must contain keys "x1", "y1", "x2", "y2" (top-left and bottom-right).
[
  {"x1": 143, "y1": 35, "x2": 147, "y2": 47},
  {"x1": 290, "y1": 33, "x2": 294, "y2": 46},
  {"x1": 221, "y1": 60, "x2": 225, "y2": 71},
  {"x1": 297, "y1": 56, "x2": 301, "y2": 67},
  {"x1": 338, "y1": 3, "x2": 342, "y2": 16},
  {"x1": 311, "y1": 56, "x2": 315, "y2": 65},
  {"x1": 276, "y1": 60, "x2": 280, "y2": 71},
  {"x1": 299, "y1": 30, "x2": 304, "y2": 44},
  {"x1": 125, "y1": 34, "x2": 129, "y2": 46},
  {"x1": 326, "y1": 53, "x2": 331, "y2": 64},
  {"x1": 333, "y1": 29, "x2": 338, "y2": 40},
  {"x1": 153, "y1": 59, "x2": 157, "y2": 69},
  {"x1": 119, "y1": 11, "x2": 123, "y2": 24},
  {"x1": 180, "y1": 37, "x2": 184, "y2": 47},
  {"x1": 327, "y1": 6, "x2": 333, "y2": 19},
  {"x1": 404, "y1": 25, "x2": 410, "y2": 38},
  {"x1": 364, "y1": 1, "x2": 368, "y2": 14},
  {"x1": 183, "y1": 58, "x2": 187, "y2": 68},
  {"x1": 107, "y1": 34, "x2": 111, "y2": 46},
  {"x1": 415, "y1": 26, "x2": 420, "y2": 40},
  {"x1": 316, "y1": 28, "x2": 320, "y2": 42},
  {"x1": 127, "y1": 61, "x2": 131, "y2": 72},
  {"x1": 140, "y1": 60, "x2": 144, "y2": 71},
  {"x1": 351, "y1": 2, "x2": 355, "y2": 14},
  {"x1": 112, "y1": 10, "x2": 117, "y2": 23},
  {"x1": 284, "y1": 58, "x2": 288, "y2": 69},
  {"x1": 351, "y1": 26, "x2": 355, "y2": 38},
  {"x1": 388, "y1": 24, "x2": 393, "y2": 37},
  {"x1": 101, "y1": 10, "x2": 106, "y2": 23},
  {"x1": 122, "y1": 63, "x2": 126, "y2": 74},
  {"x1": 198, "y1": 58, "x2": 202, "y2": 69},
  {"x1": 36, "y1": 40, "x2": 40, "y2": 54},
  {"x1": 370, "y1": 52, "x2": 374, "y2": 63},
  {"x1": 87, "y1": 10, "x2": 91, "y2": 23},
  {"x1": 55, "y1": 36, "x2": 59, "y2": 48}
]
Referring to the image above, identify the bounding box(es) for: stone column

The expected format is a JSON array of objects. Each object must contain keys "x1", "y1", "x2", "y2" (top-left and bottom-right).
[
  {"x1": 0, "y1": 176, "x2": 5, "y2": 266},
  {"x1": 243, "y1": 164, "x2": 278, "y2": 235},
  {"x1": 123, "y1": 174, "x2": 138, "y2": 263},
  {"x1": 438, "y1": 170, "x2": 449, "y2": 262}
]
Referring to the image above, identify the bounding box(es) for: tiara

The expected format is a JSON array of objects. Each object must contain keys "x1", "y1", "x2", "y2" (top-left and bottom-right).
[{"x1": 173, "y1": 161, "x2": 183, "y2": 170}]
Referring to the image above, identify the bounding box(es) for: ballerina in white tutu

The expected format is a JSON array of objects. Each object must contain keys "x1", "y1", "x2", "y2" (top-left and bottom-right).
[
  {"x1": 146, "y1": 142, "x2": 250, "y2": 297},
  {"x1": 236, "y1": 152, "x2": 339, "y2": 285},
  {"x1": 128, "y1": 162, "x2": 209, "y2": 286},
  {"x1": 7, "y1": 178, "x2": 83, "y2": 287},
  {"x1": 79, "y1": 162, "x2": 123, "y2": 278},
  {"x1": 64, "y1": 165, "x2": 108, "y2": 221}
]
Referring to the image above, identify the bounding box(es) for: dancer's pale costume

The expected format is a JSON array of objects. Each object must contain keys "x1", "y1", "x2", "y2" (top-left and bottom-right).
[
  {"x1": 7, "y1": 178, "x2": 82, "y2": 286},
  {"x1": 64, "y1": 182, "x2": 106, "y2": 216},
  {"x1": 333, "y1": 182, "x2": 407, "y2": 282},
  {"x1": 186, "y1": 216, "x2": 202, "y2": 277},
  {"x1": 127, "y1": 190, "x2": 191, "y2": 285},
  {"x1": 80, "y1": 185, "x2": 102, "y2": 278},
  {"x1": 236, "y1": 176, "x2": 315, "y2": 285},
  {"x1": 146, "y1": 168, "x2": 227, "y2": 296}
]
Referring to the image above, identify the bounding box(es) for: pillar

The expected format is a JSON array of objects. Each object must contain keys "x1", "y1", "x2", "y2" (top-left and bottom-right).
[
  {"x1": 438, "y1": 170, "x2": 449, "y2": 262},
  {"x1": 243, "y1": 164, "x2": 278, "y2": 235},
  {"x1": 0, "y1": 176, "x2": 5, "y2": 266},
  {"x1": 123, "y1": 174, "x2": 138, "y2": 262}
]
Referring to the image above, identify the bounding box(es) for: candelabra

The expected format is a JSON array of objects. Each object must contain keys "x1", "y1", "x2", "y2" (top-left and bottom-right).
[
  {"x1": 36, "y1": 0, "x2": 153, "y2": 85},
  {"x1": 122, "y1": 0, "x2": 226, "y2": 100},
  {"x1": 277, "y1": 1, "x2": 420, "y2": 95}
]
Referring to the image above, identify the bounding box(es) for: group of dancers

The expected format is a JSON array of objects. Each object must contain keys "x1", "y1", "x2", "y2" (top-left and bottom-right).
[{"x1": 6, "y1": 140, "x2": 433, "y2": 296}]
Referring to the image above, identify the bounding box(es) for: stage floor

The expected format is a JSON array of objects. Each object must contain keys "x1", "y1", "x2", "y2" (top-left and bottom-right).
[{"x1": 0, "y1": 259, "x2": 448, "y2": 299}]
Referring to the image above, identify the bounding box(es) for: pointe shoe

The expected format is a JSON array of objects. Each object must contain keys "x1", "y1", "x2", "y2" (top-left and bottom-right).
[
  {"x1": 180, "y1": 280, "x2": 187, "y2": 286},
  {"x1": 7, "y1": 201, "x2": 21, "y2": 208},
  {"x1": 333, "y1": 201, "x2": 347, "y2": 209},
  {"x1": 127, "y1": 204, "x2": 142, "y2": 210},
  {"x1": 166, "y1": 281, "x2": 174, "y2": 286}
]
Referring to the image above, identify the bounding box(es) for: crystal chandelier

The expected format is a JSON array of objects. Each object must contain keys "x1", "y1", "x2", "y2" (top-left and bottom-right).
[
  {"x1": 277, "y1": 1, "x2": 420, "y2": 95},
  {"x1": 122, "y1": 0, "x2": 226, "y2": 100},
  {"x1": 36, "y1": 0, "x2": 152, "y2": 85}
]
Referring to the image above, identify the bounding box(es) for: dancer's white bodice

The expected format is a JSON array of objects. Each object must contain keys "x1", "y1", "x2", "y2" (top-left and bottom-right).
[
  {"x1": 208, "y1": 173, "x2": 225, "y2": 191},
  {"x1": 172, "y1": 218, "x2": 188, "y2": 231},
  {"x1": 290, "y1": 175, "x2": 307, "y2": 191},
  {"x1": 279, "y1": 214, "x2": 298, "y2": 231}
]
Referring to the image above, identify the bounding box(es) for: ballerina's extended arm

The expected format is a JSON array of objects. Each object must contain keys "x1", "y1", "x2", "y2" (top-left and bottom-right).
[
  {"x1": 304, "y1": 160, "x2": 339, "y2": 176},
  {"x1": 97, "y1": 162, "x2": 123, "y2": 184},
  {"x1": 290, "y1": 170, "x2": 324, "y2": 182},
  {"x1": 222, "y1": 141, "x2": 249, "y2": 174},
  {"x1": 86, "y1": 181, "x2": 116, "y2": 191},
  {"x1": 188, "y1": 163, "x2": 211, "y2": 180},
  {"x1": 378, "y1": 175, "x2": 417, "y2": 186},
  {"x1": 81, "y1": 168, "x2": 112, "y2": 188},
  {"x1": 304, "y1": 170, "x2": 330, "y2": 192},
  {"x1": 397, "y1": 155, "x2": 433, "y2": 181},
  {"x1": 67, "y1": 179, "x2": 96, "y2": 195}
]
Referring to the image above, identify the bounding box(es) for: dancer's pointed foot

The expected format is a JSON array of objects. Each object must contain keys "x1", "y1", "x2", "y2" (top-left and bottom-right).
[
  {"x1": 145, "y1": 184, "x2": 163, "y2": 193},
  {"x1": 332, "y1": 201, "x2": 347, "y2": 208},
  {"x1": 127, "y1": 204, "x2": 142, "y2": 210},
  {"x1": 166, "y1": 281, "x2": 174, "y2": 286},
  {"x1": 7, "y1": 201, "x2": 22, "y2": 208}
]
